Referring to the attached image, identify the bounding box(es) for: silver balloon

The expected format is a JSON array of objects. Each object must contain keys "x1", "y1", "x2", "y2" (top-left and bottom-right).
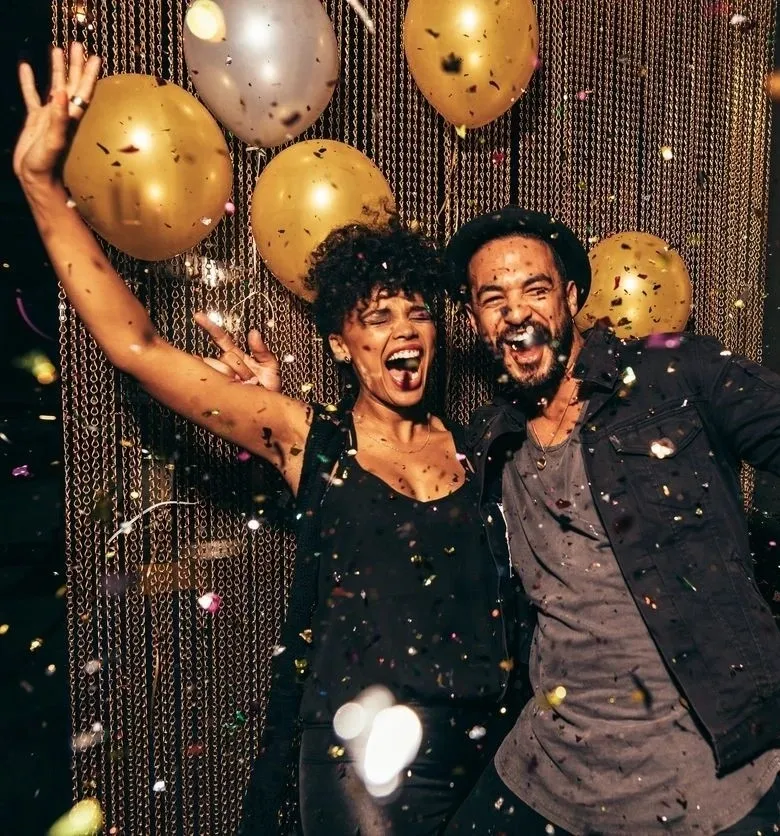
[{"x1": 183, "y1": 0, "x2": 339, "y2": 147}]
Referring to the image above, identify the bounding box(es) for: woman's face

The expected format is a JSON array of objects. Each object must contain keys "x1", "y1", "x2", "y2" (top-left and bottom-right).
[{"x1": 329, "y1": 288, "x2": 436, "y2": 410}]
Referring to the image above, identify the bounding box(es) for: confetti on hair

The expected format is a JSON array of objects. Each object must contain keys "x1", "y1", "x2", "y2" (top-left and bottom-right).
[
  {"x1": 343, "y1": 0, "x2": 375, "y2": 34},
  {"x1": 106, "y1": 500, "x2": 198, "y2": 545},
  {"x1": 16, "y1": 289, "x2": 54, "y2": 341}
]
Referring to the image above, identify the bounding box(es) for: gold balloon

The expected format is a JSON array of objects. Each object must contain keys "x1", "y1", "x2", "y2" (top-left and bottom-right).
[
  {"x1": 403, "y1": 0, "x2": 538, "y2": 129},
  {"x1": 63, "y1": 74, "x2": 233, "y2": 262},
  {"x1": 251, "y1": 140, "x2": 395, "y2": 300},
  {"x1": 575, "y1": 232, "x2": 692, "y2": 339}
]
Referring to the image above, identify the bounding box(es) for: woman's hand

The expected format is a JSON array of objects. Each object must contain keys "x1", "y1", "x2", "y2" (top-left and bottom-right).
[
  {"x1": 195, "y1": 312, "x2": 283, "y2": 392},
  {"x1": 14, "y1": 42, "x2": 101, "y2": 188}
]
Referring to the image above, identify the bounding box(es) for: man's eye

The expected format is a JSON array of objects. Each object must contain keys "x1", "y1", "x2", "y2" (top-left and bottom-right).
[
  {"x1": 411, "y1": 310, "x2": 432, "y2": 320},
  {"x1": 481, "y1": 296, "x2": 503, "y2": 307}
]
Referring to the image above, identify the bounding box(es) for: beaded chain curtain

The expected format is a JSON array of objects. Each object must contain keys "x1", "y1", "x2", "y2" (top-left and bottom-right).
[{"x1": 52, "y1": 0, "x2": 774, "y2": 833}]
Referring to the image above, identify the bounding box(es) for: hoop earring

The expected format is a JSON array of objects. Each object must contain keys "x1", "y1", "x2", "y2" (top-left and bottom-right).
[{"x1": 343, "y1": 356, "x2": 352, "y2": 364}]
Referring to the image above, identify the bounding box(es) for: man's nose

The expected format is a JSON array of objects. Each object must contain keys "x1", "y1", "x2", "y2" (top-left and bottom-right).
[{"x1": 501, "y1": 296, "x2": 532, "y2": 325}]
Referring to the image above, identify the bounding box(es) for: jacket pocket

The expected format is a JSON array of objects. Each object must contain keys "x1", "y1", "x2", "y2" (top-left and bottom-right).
[
  {"x1": 608, "y1": 406, "x2": 703, "y2": 458},
  {"x1": 607, "y1": 407, "x2": 707, "y2": 512}
]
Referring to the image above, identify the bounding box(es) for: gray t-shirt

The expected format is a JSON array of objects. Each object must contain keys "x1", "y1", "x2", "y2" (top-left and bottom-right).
[{"x1": 496, "y1": 423, "x2": 780, "y2": 834}]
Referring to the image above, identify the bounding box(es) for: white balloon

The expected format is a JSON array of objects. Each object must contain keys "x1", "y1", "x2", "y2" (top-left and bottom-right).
[{"x1": 183, "y1": 0, "x2": 340, "y2": 147}]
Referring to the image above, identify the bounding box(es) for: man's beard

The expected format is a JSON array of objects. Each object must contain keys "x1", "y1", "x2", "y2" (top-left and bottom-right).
[{"x1": 492, "y1": 314, "x2": 575, "y2": 407}]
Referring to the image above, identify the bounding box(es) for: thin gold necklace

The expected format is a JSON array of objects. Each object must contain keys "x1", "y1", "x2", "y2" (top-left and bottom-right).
[
  {"x1": 529, "y1": 385, "x2": 581, "y2": 470},
  {"x1": 354, "y1": 415, "x2": 432, "y2": 455}
]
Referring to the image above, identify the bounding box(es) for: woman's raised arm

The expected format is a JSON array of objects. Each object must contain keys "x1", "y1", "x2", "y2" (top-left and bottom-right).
[{"x1": 14, "y1": 43, "x2": 311, "y2": 492}]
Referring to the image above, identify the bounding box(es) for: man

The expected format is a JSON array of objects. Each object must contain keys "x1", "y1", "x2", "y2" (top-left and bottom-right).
[{"x1": 442, "y1": 207, "x2": 780, "y2": 834}]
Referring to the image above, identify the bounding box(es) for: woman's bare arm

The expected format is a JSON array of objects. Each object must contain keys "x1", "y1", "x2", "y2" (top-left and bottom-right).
[{"x1": 15, "y1": 44, "x2": 311, "y2": 492}]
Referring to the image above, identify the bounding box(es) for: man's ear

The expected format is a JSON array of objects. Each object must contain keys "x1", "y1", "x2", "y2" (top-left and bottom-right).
[
  {"x1": 465, "y1": 302, "x2": 480, "y2": 336},
  {"x1": 328, "y1": 333, "x2": 349, "y2": 363},
  {"x1": 566, "y1": 280, "x2": 579, "y2": 317}
]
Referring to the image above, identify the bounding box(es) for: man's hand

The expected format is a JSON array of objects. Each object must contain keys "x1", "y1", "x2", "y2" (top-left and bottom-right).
[{"x1": 194, "y1": 312, "x2": 282, "y2": 392}]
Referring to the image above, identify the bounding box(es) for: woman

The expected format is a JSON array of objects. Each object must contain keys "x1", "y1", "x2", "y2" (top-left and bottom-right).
[{"x1": 15, "y1": 45, "x2": 515, "y2": 834}]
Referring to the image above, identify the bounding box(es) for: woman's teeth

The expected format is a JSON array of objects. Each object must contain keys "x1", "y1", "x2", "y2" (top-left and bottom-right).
[{"x1": 386, "y1": 349, "x2": 422, "y2": 372}]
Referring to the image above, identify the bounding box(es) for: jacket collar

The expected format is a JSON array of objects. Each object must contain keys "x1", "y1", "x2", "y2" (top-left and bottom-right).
[{"x1": 572, "y1": 326, "x2": 621, "y2": 391}]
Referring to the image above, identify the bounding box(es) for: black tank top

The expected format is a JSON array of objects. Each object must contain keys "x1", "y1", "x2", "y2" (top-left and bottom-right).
[{"x1": 299, "y1": 451, "x2": 505, "y2": 725}]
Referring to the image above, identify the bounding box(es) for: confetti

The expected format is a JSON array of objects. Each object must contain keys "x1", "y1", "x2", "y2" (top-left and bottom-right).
[
  {"x1": 11, "y1": 465, "x2": 31, "y2": 478},
  {"x1": 106, "y1": 500, "x2": 198, "y2": 545},
  {"x1": 468, "y1": 725, "x2": 487, "y2": 740},
  {"x1": 197, "y1": 592, "x2": 222, "y2": 613},
  {"x1": 649, "y1": 438, "x2": 676, "y2": 459},
  {"x1": 441, "y1": 53, "x2": 463, "y2": 73},
  {"x1": 546, "y1": 685, "x2": 567, "y2": 707},
  {"x1": 343, "y1": 0, "x2": 375, "y2": 34},
  {"x1": 47, "y1": 798, "x2": 104, "y2": 836},
  {"x1": 72, "y1": 725, "x2": 104, "y2": 752},
  {"x1": 659, "y1": 145, "x2": 674, "y2": 160},
  {"x1": 677, "y1": 575, "x2": 698, "y2": 592},
  {"x1": 152, "y1": 779, "x2": 166, "y2": 793},
  {"x1": 15, "y1": 291, "x2": 55, "y2": 341},
  {"x1": 646, "y1": 333, "x2": 683, "y2": 349}
]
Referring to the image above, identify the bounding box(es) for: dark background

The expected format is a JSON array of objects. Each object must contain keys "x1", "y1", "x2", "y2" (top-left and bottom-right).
[{"x1": 0, "y1": 1, "x2": 779, "y2": 833}]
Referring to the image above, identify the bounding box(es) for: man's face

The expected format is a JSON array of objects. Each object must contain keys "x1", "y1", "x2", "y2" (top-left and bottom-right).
[{"x1": 466, "y1": 235, "x2": 579, "y2": 392}]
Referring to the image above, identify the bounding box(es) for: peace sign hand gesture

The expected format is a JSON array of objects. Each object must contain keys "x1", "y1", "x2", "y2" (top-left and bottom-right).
[
  {"x1": 194, "y1": 312, "x2": 283, "y2": 392},
  {"x1": 14, "y1": 42, "x2": 101, "y2": 188}
]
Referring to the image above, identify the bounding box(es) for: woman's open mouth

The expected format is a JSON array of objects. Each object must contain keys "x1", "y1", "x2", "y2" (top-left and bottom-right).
[{"x1": 385, "y1": 348, "x2": 423, "y2": 391}]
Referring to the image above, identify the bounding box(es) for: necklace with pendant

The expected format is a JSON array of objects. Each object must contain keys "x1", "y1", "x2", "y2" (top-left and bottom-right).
[{"x1": 529, "y1": 389, "x2": 581, "y2": 470}]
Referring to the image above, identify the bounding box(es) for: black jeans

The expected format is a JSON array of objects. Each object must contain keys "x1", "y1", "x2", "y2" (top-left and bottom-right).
[
  {"x1": 443, "y1": 761, "x2": 780, "y2": 835},
  {"x1": 298, "y1": 703, "x2": 513, "y2": 836}
]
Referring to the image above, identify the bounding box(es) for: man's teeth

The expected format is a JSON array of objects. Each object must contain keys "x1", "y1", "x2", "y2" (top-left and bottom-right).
[{"x1": 507, "y1": 334, "x2": 536, "y2": 349}]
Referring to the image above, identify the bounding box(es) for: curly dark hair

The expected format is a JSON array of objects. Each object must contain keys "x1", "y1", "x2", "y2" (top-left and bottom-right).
[{"x1": 306, "y1": 220, "x2": 448, "y2": 340}]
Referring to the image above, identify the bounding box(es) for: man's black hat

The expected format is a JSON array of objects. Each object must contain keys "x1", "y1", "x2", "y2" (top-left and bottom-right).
[{"x1": 445, "y1": 206, "x2": 591, "y2": 309}]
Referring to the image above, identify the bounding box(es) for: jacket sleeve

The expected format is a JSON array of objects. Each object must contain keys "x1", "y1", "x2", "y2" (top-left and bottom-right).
[{"x1": 692, "y1": 336, "x2": 780, "y2": 475}]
